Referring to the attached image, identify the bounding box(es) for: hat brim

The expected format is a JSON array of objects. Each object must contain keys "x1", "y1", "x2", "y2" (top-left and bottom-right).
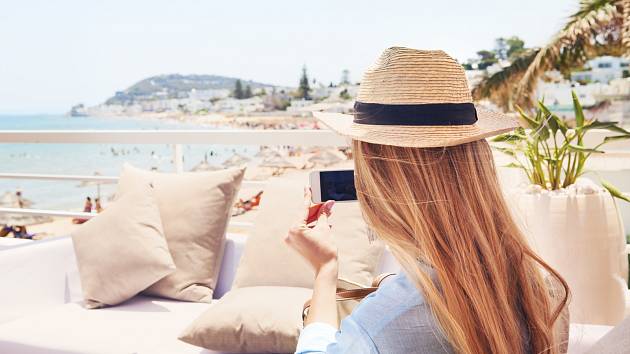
[{"x1": 314, "y1": 107, "x2": 519, "y2": 148}]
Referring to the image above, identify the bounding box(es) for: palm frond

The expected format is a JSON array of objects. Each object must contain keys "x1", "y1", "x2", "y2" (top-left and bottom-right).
[
  {"x1": 475, "y1": 0, "x2": 629, "y2": 110},
  {"x1": 623, "y1": 0, "x2": 630, "y2": 57},
  {"x1": 564, "y1": 0, "x2": 617, "y2": 29},
  {"x1": 472, "y1": 49, "x2": 539, "y2": 111},
  {"x1": 515, "y1": 0, "x2": 621, "y2": 103}
]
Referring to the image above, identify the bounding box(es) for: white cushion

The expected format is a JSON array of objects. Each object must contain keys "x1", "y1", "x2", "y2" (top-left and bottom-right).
[
  {"x1": 0, "y1": 233, "x2": 251, "y2": 354},
  {"x1": 0, "y1": 237, "x2": 74, "y2": 324},
  {"x1": 0, "y1": 237, "x2": 32, "y2": 250},
  {"x1": 568, "y1": 323, "x2": 614, "y2": 354},
  {"x1": 0, "y1": 296, "x2": 218, "y2": 354}
]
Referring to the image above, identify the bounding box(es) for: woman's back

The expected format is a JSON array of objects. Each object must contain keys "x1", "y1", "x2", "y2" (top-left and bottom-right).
[
  {"x1": 296, "y1": 272, "x2": 455, "y2": 354},
  {"x1": 290, "y1": 47, "x2": 569, "y2": 354}
]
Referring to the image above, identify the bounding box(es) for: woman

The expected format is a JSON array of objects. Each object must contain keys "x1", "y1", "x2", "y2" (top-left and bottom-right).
[
  {"x1": 286, "y1": 47, "x2": 569, "y2": 354},
  {"x1": 95, "y1": 198, "x2": 103, "y2": 213},
  {"x1": 72, "y1": 197, "x2": 93, "y2": 224}
]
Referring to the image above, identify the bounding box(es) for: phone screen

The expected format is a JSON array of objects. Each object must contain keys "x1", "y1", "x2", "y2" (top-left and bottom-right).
[{"x1": 319, "y1": 170, "x2": 357, "y2": 202}]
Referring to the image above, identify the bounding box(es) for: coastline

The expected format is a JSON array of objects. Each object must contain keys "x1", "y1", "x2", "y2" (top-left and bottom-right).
[{"x1": 81, "y1": 110, "x2": 321, "y2": 130}]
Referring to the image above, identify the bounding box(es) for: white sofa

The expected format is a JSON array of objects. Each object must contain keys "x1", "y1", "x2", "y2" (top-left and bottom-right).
[{"x1": 0, "y1": 234, "x2": 615, "y2": 354}]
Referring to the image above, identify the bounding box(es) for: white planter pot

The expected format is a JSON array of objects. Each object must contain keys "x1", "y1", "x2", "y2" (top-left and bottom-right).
[{"x1": 510, "y1": 186, "x2": 628, "y2": 325}]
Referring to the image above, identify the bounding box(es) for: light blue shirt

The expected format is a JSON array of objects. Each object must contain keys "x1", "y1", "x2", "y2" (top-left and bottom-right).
[{"x1": 295, "y1": 273, "x2": 454, "y2": 354}]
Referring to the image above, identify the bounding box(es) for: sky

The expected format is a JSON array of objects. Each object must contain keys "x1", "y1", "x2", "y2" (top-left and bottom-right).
[{"x1": 0, "y1": 0, "x2": 578, "y2": 114}]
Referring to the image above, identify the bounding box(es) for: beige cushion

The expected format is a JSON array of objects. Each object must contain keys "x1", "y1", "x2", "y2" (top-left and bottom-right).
[
  {"x1": 117, "y1": 164, "x2": 245, "y2": 302},
  {"x1": 179, "y1": 286, "x2": 312, "y2": 353},
  {"x1": 72, "y1": 184, "x2": 175, "y2": 309},
  {"x1": 233, "y1": 172, "x2": 384, "y2": 288}
]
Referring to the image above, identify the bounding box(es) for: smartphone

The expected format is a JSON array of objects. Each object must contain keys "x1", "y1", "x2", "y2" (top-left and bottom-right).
[{"x1": 309, "y1": 169, "x2": 357, "y2": 203}]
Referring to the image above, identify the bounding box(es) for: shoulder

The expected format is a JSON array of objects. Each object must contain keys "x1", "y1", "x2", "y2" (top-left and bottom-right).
[
  {"x1": 350, "y1": 273, "x2": 428, "y2": 331},
  {"x1": 345, "y1": 272, "x2": 454, "y2": 353}
]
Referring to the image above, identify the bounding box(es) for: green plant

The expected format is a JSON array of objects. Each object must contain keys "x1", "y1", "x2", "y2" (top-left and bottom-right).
[{"x1": 493, "y1": 92, "x2": 630, "y2": 197}]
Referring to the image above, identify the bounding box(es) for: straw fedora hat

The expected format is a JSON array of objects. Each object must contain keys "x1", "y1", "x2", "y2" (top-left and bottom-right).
[{"x1": 314, "y1": 47, "x2": 518, "y2": 148}]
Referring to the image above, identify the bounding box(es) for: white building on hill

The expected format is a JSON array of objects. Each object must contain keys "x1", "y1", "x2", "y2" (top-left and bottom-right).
[{"x1": 571, "y1": 56, "x2": 630, "y2": 84}]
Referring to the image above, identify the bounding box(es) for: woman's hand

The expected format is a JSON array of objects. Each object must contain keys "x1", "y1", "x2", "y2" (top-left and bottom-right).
[
  {"x1": 285, "y1": 187, "x2": 337, "y2": 275},
  {"x1": 286, "y1": 188, "x2": 339, "y2": 327}
]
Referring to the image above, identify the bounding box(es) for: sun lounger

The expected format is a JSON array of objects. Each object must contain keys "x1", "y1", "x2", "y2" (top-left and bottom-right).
[{"x1": 0, "y1": 234, "x2": 618, "y2": 354}]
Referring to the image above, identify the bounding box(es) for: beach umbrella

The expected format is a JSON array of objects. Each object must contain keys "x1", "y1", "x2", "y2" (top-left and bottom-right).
[
  {"x1": 255, "y1": 148, "x2": 282, "y2": 159},
  {"x1": 0, "y1": 191, "x2": 34, "y2": 208},
  {"x1": 191, "y1": 156, "x2": 223, "y2": 172},
  {"x1": 0, "y1": 213, "x2": 52, "y2": 227},
  {"x1": 308, "y1": 149, "x2": 344, "y2": 167},
  {"x1": 77, "y1": 172, "x2": 116, "y2": 199},
  {"x1": 0, "y1": 190, "x2": 43, "y2": 227},
  {"x1": 259, "y1": 155, "x2": 298, "y2": 169},
  {"x1": 222, "y1": 153, "x2": 251, "y2": 168},
  {"x1": 304, "y1": 146, "x2": 323, "y2": 154}
]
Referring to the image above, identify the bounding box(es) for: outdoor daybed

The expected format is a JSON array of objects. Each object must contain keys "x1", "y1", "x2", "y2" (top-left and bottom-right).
[{"x1": 0, "y1": 232, "x2": 620, "y2": 354}]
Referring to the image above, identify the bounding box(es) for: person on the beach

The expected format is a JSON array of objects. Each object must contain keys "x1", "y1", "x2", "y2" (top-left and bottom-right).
[
  {"x1": 72, "y1": 197, "x2": 93, "y2": 224},
  {"x1": 95, "y1": 198, "x2": 103, "y2": 213},
  {"x1": 83, "y1": 197, "x2": 92, "y2": 213},
  {"x1": 15, "y1": 190, "x2": 24, "y2": 208},
  {"x1": 12, "y1": 225, "x2": 33, "y2": 239},
  {"x1": 1, "y1": 225, "x2": 14, "y2": 237},
  {"x1": 288, "y1": 48, "x2": 569, "y2": 354}
]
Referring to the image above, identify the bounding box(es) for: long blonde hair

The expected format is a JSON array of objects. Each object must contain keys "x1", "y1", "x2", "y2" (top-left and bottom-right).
[{"x1": 353, "y1": 139, "x2": 569, "y2": 354}]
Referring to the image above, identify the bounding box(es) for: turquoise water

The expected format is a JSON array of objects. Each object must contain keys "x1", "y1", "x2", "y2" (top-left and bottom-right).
[{"x1": 0, "y1": 115, "x2": 257, "y2": 209}]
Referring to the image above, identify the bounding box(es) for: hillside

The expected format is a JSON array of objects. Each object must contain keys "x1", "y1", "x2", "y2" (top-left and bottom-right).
[{"x1": 105, "y1": 74, "x2": 275, "y2": 105}]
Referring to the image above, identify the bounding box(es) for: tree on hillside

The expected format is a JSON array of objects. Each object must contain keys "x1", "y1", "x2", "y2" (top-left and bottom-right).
[
  {"x1": 476, "y1": 50, "x2": 499, "y2": 70},
  {"x1": 495, "y1": 38, "x2": 509, "y2": 60},
  {"x1": 473, "y1": 0, "x2": 630, "y2": 111},
  {"x1": 298, "y1": 65, "x2": 311, "y2": 100},
  {"x1": 244, "y1": 85, "x2": 253, "y2": 99},
  {"x1": 505, "y1": 37, "x2": 526, "y2": 60},
  {"x1": 495, "y1": 36, "x2": 526, "y2": 61},
  {"x1": 233, "y1": 79, "x2": 244, "y2": 99}
]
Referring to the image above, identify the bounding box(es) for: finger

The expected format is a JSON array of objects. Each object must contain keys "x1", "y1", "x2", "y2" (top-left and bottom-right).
[
  {"x1": 316, "y1": 206, "x2": 330, "y2": 226},
  {"x1": 320, "y1": 200, "x2": 335, "y2": 216},
  {"x1": 302, "y1": 186, "x2": 312, "y2": 223},
  {"x1": 309, "y1": 200, "x2": 334, "y2": 229}
]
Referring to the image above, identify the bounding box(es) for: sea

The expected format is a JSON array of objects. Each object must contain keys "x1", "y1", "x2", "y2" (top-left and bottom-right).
[{"x1": 0, "y1": 114, "x2": 257, "y2": 210}]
